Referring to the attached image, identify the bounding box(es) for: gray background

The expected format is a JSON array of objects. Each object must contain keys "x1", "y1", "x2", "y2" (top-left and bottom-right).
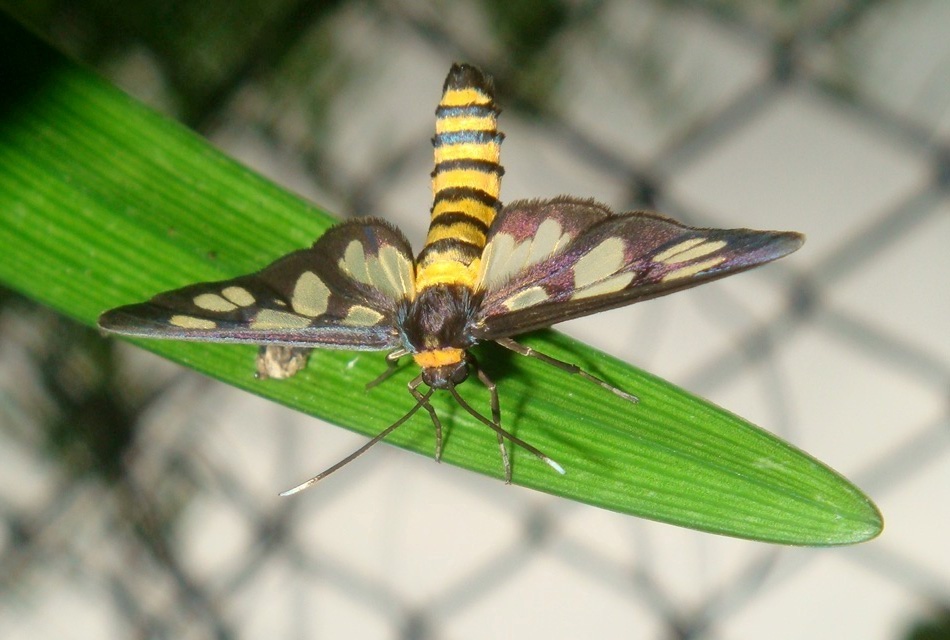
[{"x1": 1, "y1": 1, "x2": 948, "y2": 638}]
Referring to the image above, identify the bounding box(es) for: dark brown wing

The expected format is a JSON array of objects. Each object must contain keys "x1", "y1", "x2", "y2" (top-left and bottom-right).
[
  {"x1": 472, "y1": 197, "x2": 803, "y2": 340},
  {"x1": 99, "y1": 219, "x2": 416, "y2": 350}
]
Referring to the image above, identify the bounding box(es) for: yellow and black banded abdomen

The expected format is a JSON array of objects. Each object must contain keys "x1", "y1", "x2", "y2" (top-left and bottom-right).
[{"x1": 415, "y1": 64, "x2": 504, "y2": 292}]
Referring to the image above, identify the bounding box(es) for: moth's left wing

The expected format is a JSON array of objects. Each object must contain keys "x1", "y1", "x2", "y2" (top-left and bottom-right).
[
  {"x1": 472, "y1": 197, "x2": 804, "y2": 340},
  {"x1": 99, "y1": 219, "x2": 415, "y2": 351}
]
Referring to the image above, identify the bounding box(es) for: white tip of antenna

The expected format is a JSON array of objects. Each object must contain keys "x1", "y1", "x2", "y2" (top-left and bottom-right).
[
  {"x1": 545, "y1": 457, "x2": 566, "y2": 475},
  {"x1": 613, "y1": 387, "x2": 640, "y2": 403},
  {"x1": 279, "y1": 479, "x2": 316, "y2": 497}
]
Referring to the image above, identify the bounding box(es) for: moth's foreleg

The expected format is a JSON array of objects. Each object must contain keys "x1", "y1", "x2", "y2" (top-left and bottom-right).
[
  {"x1": 468, "y1": 354, "x2": 511, "y2": 483},
  {"x1": 447, "y1": 384, "x2": 564, "y2": 479},
  {"x1": 366, "y1": 348, "x2": 410, "y2": 390},
  {"x1": 408, "y1": 374, "x2": 444, "y2": 462}
]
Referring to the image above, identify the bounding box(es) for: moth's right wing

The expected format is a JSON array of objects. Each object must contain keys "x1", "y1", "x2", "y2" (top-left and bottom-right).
[
  {"x1": 98, "y1": 219, "x2": 416, "y2": 351},
  {"x1": 472, "y1": 197, "x2": 804, "y2": 340}
]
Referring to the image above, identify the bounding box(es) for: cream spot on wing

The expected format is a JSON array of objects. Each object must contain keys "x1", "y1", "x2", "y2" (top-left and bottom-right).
[
  {"x1": 653, "y1": 238, "x2": 704, "y2": 263},
  {"x1": 572, "y1": 273, "x2": 635, "y2": 300},
  {"x1": 478, "y1": 222, "x2": 574, "y2": 292},
  {"x1": 222, "y1": 286, "x2": 255, "y2": 307},
  {"x1": 665, "y1": 240, "x2": 727, "y2": 264},
  {"x1": 573, "y1": 237, "x2": 626, "y2": 288},
  {"x1": 340, "y1": 241, "x2": 413, "y2": 299},
  {"x1": 193, "y1": 293, "x2": 237, "y2": 312},
  {"x1": 366, "y1": 254, "x2": 388, "y2": 294},
  {"x1": 661, "y1": 256, "x2": 726, "y2": 281},
  {"x1": 503, "y1": 286, "x2": 549, "y2": 311},
  {"x1": 291, "y1": 271, "x2": 330, "y2": 317},
  {"x1": 250, "y1": 309, "x2": 311, "y2": 329},
  {"x1": 340, "y1": 240, "x2": 369, "y2": 283},
  {"x1": 656, "y1": 239, "x2": 727, "y2": 265},
  {"x1": 478, "y1": 237, "x2": 496, "y2": 276},
  {"x1": 170, "y1": 315, "x2": 217, "y2": 329},
  {"x1": 525, "y1": 218, "x2": 567, "y2": 267},
  {"x1": 343, "y1": 305, "x2": 384, "y2": 326},
  {"x1": 478, "y1": 232, "x2": 515, "y2": 289},
  {"x1": 505, "y1": 240, "x2": 531, "y2": 276},
  {"x1": 377, "y1": 245, "x2": 414, "y2": 298}
]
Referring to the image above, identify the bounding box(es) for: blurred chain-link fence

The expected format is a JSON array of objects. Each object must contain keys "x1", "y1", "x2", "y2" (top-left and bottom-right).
[{"x1": 1, "y1": 1, "x2": 948, "y2": 638}]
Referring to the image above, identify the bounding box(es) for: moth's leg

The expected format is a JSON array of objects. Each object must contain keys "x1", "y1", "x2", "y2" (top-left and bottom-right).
[
  {"x1": 468, "y1": 354, "x2": 511, "y2": 483},
  {"x1": 494, "y1": 337, "x2": 639, "y2": 403},
  {"x1": 409, "y1": 374, "x2": 444, "y2": 462},
  {"x1": 447, "y1": 385, "x2": 564, "y2": 478},
  {"x1": 366, "y1": 348, "x2": 410, "y2": 390}
]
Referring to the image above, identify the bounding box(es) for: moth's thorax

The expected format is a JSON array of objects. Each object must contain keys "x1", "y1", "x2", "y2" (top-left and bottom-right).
[
  {"x1": 415, "y1": 63, "x2": 503, "y2": 293},
  {"x1": 402, "y1": 284, "x2": 477, "y2": 355},
  {"x1": 404, "y1": 284, "x2": 476, "y2": 389}
]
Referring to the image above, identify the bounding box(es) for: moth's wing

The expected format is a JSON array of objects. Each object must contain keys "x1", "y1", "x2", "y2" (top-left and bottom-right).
[
  {"x1": 472, "y1": 197, "x2": 804, "y2": 340},
  {"x1": 99, "y1": 219, "x2": 416, "y2": 351}
]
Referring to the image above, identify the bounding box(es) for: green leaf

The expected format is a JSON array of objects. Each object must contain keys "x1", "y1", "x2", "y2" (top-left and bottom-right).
[{"x1": 0, "y1": 14, "x2": 881, "y2": 545}]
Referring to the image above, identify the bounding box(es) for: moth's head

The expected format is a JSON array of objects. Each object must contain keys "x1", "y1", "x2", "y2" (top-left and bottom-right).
[{"x1": 421, "y1": 360, "x2": 470, "y2": 390}]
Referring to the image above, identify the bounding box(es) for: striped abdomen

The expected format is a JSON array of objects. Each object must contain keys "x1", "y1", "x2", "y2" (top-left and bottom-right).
[{"x1": 415, "y1": 64, "x2": 504, "y2": 292}]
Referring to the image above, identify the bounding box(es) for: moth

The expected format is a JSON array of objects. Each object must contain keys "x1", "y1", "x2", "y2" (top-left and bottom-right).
[{"x1": 99, "y1": 63, "x2": 804, "y2": 493}]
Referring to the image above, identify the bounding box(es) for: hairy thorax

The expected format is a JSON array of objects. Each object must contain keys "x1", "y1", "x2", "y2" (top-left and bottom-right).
[{"x1": 401, "y1": 285, "x2": 480, "y2": 388}]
